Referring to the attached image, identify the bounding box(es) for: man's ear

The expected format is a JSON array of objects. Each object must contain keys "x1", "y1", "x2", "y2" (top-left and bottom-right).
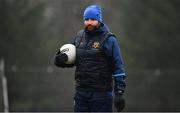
[{"x1": 96, "y1": 22, "x2": 101, "y2": 28}]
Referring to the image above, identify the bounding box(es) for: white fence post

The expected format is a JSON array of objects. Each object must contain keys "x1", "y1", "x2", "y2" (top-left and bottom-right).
[{"x1": 0, "y1": 59, "x2": 9, "y2": 113}]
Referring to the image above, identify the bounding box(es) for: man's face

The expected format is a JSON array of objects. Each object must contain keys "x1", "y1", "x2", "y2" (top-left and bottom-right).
[{"x1": 84, "y1": 19, "x2": 100, "y2": 31}]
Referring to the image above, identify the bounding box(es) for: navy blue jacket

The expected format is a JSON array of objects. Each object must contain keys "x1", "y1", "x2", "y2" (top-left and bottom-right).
[
  {"x1": 98, "y1": 23, "x2": 126, "y2": 92},
  {"x1": 74, "y1": 23, "x2": 126, "y2": 92},
  {"x1": 55, "y1": 23, "x2": 126, "y2": 92}
]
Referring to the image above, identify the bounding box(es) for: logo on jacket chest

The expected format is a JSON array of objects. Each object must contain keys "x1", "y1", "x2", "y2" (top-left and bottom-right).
[{"x1": 92, "y1": 41, "x2": 100, "y2": 49}]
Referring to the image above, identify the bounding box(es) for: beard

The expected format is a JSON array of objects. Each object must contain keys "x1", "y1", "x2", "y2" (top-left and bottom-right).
[{"x1": 85, "y1": 25, "x2": 98, "y2": 31}]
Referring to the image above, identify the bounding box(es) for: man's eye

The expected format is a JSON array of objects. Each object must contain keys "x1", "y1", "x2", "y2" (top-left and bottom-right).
[
  {"x1": 90, "y1": 18, "x2": 95, "y2": 21},
  {"x1": 85, "y1": 18, "x2": 95, "y2": 21}
]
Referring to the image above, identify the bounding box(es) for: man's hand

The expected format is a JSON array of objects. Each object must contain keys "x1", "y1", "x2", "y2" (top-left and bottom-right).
[
  {"x1": 55, "y1": 52, "x2": 68, "y2": 65},
  {"x1": 114, "y1": 91, "x2": 125, "y2": 112}
]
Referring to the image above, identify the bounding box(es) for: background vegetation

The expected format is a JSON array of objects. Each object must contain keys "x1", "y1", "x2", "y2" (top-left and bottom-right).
[{"x1": 0, "y1": 0, "x2": 180, "y2": 111}]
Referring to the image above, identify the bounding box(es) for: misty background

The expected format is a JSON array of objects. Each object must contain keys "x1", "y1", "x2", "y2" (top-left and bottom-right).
[{"x1": 0, "y1": 0, "x2": 180, "y2": 112}]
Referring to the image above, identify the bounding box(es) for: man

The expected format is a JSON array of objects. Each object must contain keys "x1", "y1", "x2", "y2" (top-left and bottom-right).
[{"x1": 54, "y1": 5, "x2": 126, "y2": 112}]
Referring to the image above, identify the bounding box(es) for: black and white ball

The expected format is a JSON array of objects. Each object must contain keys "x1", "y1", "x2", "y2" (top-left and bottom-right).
[{"x1": 60, "y1": 44, "x2": 76, "y2": 64}]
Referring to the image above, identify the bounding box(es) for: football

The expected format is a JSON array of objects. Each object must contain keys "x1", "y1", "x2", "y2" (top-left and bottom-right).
[{"x1": 60, "y1": 44, "x2": 76, "y2": 64}]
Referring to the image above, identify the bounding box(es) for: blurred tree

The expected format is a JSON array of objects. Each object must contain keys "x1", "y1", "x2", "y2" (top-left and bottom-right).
[
  {"x1": 0, "y1": 0, "x2": 46, "y2": 111},
  {"x1": 0, "y1": 0, "x2": 46, "y2": 66},
  {"x1": 120, "y1": 0, "x2": 180, "y2": 69},
  {"x1": 118, "y1": 1, "x2": 180, "y2": 110}
]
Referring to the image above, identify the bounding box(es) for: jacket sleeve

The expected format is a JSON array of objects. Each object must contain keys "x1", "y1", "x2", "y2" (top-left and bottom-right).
[{"x1": 103, "y1": 36, "x2": 126, "y2": 93}]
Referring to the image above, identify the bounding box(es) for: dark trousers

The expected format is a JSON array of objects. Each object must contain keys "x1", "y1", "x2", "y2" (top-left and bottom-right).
[{"x1": 74, "y1": 90, "x2": 113, "y2": 112}]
